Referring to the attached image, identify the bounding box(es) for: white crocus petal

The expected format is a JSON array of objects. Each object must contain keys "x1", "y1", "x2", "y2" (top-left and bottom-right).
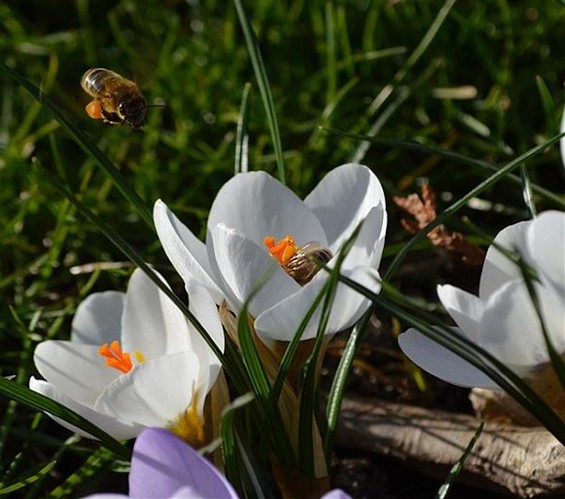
[
  {"x1": 70, "y1": 291, "x2": 124, "y2": 345},
  {"x1": 324, "y1": 266, "x2": 381, "y2": 333},
  {"x1": 121, "y1": 269, "x2": 171, "y2": 358},
  {"x1": 367, "y1": 206, "x2": 387, "y2": 270},
  {"x1": 29, "y1": 378, "x2": 141, "y2": 440},
  {"x1": 337, "y1": 207, "x2": 386, "y2": 273},
  {"x1": 154, "y1": 200, "x2": 224, "y2": 303},
  {"x1": 159, "y1": 285, "x2": 194, "y2": 356},
  {"x1": 208, "y1": 224, "x2": 301, "y2": 316},
  {"x1": 95, "y1": 352, "x2": 202, "y2": 428},
  {"x1": 478, "y1": 221, "x2": 528, "y2": 300},
  {"x1": 186, "y1": 281, "x2": 225, "y2": 381},
  {"x1": 34, "y1": 341, "x2": 119, "y2": 407},
  {"x1": 437, "y1": 285, "x2": 483, "y2": 339},
  {"x1": 122, "y1": 269, "x2": 195, "y2": 356},
  {"x1": 304, "y1": 163, "x2": 386, "y2": 253},
  {"x1": 480, "y1": 279, "x2": 564, "y2": 368},
  {"x1": 398, "y1": 329, "x2": 499, "y2": 389},
  {"x1": 207, "y1": 171, "x2": 327, "y2": 249},
  {"x1": 524, "y1": 211, "x2": 565, "y2": 295},
  {"x1": 255, "y1": 266, "x2": 379, "y2": 342}
]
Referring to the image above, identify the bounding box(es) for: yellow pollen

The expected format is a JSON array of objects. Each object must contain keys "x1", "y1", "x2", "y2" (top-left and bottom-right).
[
  {"x1": 170, "y1": 390, "x2": 206, "y2": 447},
  {"x1": 98, "y1": 341, "x2": 144, "y2": 374},
  {"x1": 264, "y1": 235, "x2": 299, "y2": 265}
]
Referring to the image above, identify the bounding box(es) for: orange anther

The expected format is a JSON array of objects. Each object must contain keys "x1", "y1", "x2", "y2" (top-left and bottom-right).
[
  {"x1": 264, "y1": 235, "x2": 298, "y2": 265},
  {"x1": 98, "y1": 340, "x2": 133, "y2": 374}
]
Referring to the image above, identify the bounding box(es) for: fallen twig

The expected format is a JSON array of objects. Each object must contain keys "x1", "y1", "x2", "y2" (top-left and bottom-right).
[{"x1": 335, "y1": 396, "x2": 565, "y2": 498}]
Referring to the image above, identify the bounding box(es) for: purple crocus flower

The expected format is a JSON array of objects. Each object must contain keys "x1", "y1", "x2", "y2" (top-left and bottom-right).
[
  {"x1": 85, "y1": 427, "x2": 351, "y2": 498},
  {"x1": 85, "y1": 427, "x2": 237, "y2": 498}
]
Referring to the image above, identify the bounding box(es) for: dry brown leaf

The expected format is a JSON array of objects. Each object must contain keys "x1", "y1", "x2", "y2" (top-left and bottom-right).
[{"x1": 393, "y1": 182, "x2": 485, "y2": 266}]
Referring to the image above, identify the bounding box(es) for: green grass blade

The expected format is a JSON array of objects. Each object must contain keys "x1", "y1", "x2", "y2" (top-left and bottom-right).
[
  {"x1": 298, "y1": 222, "x2": 361, "y2": 474},
  {"x1": 520, "y1": 164, "x2": 537, "y2": 217},
  {"x1": 297, "y1": 279, "x2": 334, "y2": 475},
  {"x1": 0, "y1": 460, "x2": 56, "y2": 495},
  {"x1": 325, "y1": 1, "x2": 337, "y2": 104},
  {"x1": 272, "y1": 283, "x2": 327, "y2": 401},
  {"x1": 535, "y1": 75, "x2": 555, "y2": 131},
  {"x1": 364, "y1": 0, "x2": 456, "y2": 118},
  {"x1": 48, "y1": 447, "x2": 116, "y2": 498},
  {"x1": 220, "y1": 393, "x2": 259, "y2": 498},
  {"x1": 21, "y1": 434, "x2": 82, "y2": 498},
  {"x1": 352, "y1": 57, "x2": 442, "y2": 163},
  {"x1": 336, "y1": 5, "x2": 354, "y2": 78},
  {"x1": 234, "y1": 431, "x2": 272, "y2": 499},
  {"x1": 1, "y1": 63, "x2": 153, "y2": 228},
  {"x1": 323, "y1": 308, "x2": 371, "y2": 459},
  {"x1": 435, "y1": 423, "x2": 484, "y2": 499},
  {"x1": 307, "y1": 77, "x2": 358, "y2": 152},
  {"x1": 236, "y1": 284, "x2": 296, "y2": 468},
  {"x1": 0, "y1": 377, "x2": 129, "y2": 459},
  {"x1": 235, "y1": 83, "x2": 252, "y2": 175},
  {"x1": 232, "y1": 0, "x2": 286, "y2": 183}
]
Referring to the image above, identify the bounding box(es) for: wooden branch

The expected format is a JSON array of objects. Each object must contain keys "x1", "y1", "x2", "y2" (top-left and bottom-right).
[{"x1": 335, "y1": 396, "x2": 565, "y2": 498}]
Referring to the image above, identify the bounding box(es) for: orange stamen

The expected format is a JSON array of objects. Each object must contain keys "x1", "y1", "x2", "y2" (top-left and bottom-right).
[
  {"x1": 264, "y1": 235, "x2": 299, "y2": 265},
  {"x1": 98, "y1": 340, "x2": 133, "y2": 374}
]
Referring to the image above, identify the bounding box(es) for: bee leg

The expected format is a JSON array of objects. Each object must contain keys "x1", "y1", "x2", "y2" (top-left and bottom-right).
[{"x1": 101, "y1": 109, "x2": 121, "y2": 125}]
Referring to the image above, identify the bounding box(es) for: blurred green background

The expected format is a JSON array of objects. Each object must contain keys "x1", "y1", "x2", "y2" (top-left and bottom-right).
[{"x1": 0, "y1": 0, "x2": 564, "y2": 495}]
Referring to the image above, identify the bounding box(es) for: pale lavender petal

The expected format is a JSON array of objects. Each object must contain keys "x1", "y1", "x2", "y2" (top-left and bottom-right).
[
  {"x1": 322, "y1": 490, "x2": 353, "y2": 499},
  {"x1": 398, "y1": 329, "x2": 499, "y2": 389},
  {"x1": 170, "y1": 487, "x2": 207, "y2": 498},
  {"x1": 82, "y1": 494, "x2": 128, "y2": 499},
  {"x1": 207, "y1": 171, "x2": 327, "y2": 249},
  {"x1": 129, "y1": 428, "x2": 238, "y2": 499},
  {"x1": 71, "y1": 291, "x2": 124, "y2": 345}
]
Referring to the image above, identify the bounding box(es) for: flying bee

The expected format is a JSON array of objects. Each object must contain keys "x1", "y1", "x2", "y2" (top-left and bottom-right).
[{"x1": 81, "y1": 68, "x2": 147, "y2": 128}]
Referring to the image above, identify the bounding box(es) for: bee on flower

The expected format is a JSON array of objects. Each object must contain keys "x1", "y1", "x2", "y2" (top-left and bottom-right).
[{"x1": 154, "y1": 163, "x2": 387, "y2": 344}]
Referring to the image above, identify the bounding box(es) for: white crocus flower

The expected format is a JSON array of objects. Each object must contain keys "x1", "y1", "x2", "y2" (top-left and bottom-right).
[
  {"x1": 30, "y1": 269, "x2": 224, "y2": 442},
  {"x1": 399, "y1": 211, "x2": 565, "y2": 397},
  {"x1": 154, "y1": 164, "x2": 387, "y2": 343}
]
